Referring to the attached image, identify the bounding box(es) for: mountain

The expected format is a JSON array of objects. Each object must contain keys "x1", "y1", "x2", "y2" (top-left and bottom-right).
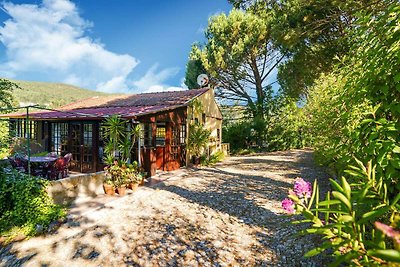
[{"x1": 10, "y1": 80, "x2": 111, "y2": 108}]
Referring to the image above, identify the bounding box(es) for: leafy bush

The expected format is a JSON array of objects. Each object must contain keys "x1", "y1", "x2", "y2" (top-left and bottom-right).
[
  {"x1": 285, "y1": 4, "x2": 400, "y2": 265},
  {"x1": 282, "y1": 161, "x2": 400, "y2": 265},
  {"x1": 0, "y1": 168, "x2": 65, "y2": 241},
  {"x1": 201, "y1": 151, "x2": 225, "y2": 166},
  {"x1": 187, "y1": 123, "x2": 211, "y2": 158},
  {"x1": 267, "y1": 99, "x2": 310, "y2": 151},
  {"x1": 222, "y1": 121, "x2": 252, "y2": 151}
]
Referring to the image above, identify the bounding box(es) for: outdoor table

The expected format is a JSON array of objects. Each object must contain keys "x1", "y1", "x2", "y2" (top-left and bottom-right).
[
  {"x1": 28, "y1": 156, "x2": 58, "y2": 163},
  {"x1": 27, "y1": 156, "x2": 57, "y2": 177}
]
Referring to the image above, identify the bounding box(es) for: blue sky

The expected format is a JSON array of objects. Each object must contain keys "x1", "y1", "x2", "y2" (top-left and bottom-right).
[{"x1": 0, "y1": 0, "x2": 232, "y2": 93}]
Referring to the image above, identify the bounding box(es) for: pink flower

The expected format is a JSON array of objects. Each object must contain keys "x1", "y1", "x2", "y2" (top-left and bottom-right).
[
  {"x1": 282, "y1": 198, "x2": 295, "y2": 214},
  {"x1": 294, "y1": 178, "x2": 312, "y2": 198},
  {"x1": 375, "y1": 222, "x2": 400, "y2": 244}
]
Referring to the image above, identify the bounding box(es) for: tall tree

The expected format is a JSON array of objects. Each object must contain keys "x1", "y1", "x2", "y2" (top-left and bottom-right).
[
  {"x1": 188, "y1": 9, "x2": 284, "y2": 119},
  {"x1": 184, "y1": 45, "x2": 208, "y2": 89},
  {"x1": 0, "y1": 78, "x2": 18, "y2": 109},
  {"x1": 230, "y1": 0, "x2": 394, "y2": 98}
]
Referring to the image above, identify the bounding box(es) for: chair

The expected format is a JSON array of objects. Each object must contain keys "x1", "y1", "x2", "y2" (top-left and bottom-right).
[
  {"x1": 47, "y1": 158, "x2": 67, "y2": 180},
  {"x1": 13, "y1": 155, "x2": 28, "y2": 173},
  {"x1": 46, "y1": 152, "x2": 58, "y2": 158},
  {"x1": 63, "y1": 153, "x2": 72, "y2": 177}
]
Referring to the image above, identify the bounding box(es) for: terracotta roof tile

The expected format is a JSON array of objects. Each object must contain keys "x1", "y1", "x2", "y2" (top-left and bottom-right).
[
  {"x1": 61, "y1": 88, "x2": 209, "y2": 110},
  {"x1": 0, "y1": 88, "x2": 210, "y2": 120}
]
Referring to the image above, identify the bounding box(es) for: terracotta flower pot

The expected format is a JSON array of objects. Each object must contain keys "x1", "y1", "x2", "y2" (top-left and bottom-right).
[
  {"x1": 117, "y1": 185, "x2": 126, "y2": 196},
  {"x1": 103, "y1": 183, "x2": 115, "y2": 195},
  {"x1": 129, "y1": 183, "x2": 139, "y2": 192}
]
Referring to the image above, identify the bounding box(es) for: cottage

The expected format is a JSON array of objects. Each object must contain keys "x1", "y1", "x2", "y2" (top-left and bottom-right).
[{"x1": 3, "y1": 88, "x2": 223, "y2": 176}]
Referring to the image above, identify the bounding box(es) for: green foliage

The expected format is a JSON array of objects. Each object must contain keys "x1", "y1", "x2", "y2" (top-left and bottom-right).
[
  {"x1": 223, "y1": 97, "x2": 309, "y2": 152},
  {"x1": 0, "y1": 78, "x2": 19, "y2": 109},
  {"x1": 282, "y1": 3, "x2": 400, "y2": 265},
  {"x1": 189, "y1": 9, "x2": 282, "y2": 119},
  {"x1": 201, "y1": 151, "x2": 225, "y2": 166},
  {"x1": 267, "y1": 98, "x2": 309, "y2": 151},
  {"x1": 234, "y1": 0, "x2": 394, "y2": 98},
  {"x1": 9, "y1": 137, "x2": 43, "y2": 157},
  {"x1": 104, "y1": 160, "x2": 143, "y2": 187},
  {"x1": 285, "y1": 161, "x2": 400, "y2": 265},
  {"x1": 184, "y1": 44, "x2": 208, "y2": 89},
  {"x1": 102, "y1": 115, "x2": 140, "y2": 164},
  {"x1": 187, "y1": 123, "x2": 211, "y2": 158},
  {"x1": 0, "y1": 122, "x2": 10, "y2": 159},
  {"x1": 0, "y1": 169, "x2": 65, "y2": 241},
  {"x1": 222, "y1": 120, "x2": 252, "y2": 151},
  {"x1": 305, "y1": 3, "x2": 400, "y2": 180}
]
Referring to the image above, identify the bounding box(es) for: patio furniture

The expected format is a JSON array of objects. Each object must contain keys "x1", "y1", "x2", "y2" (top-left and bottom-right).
[
  {"x1": 47, "y1": 158, "x2": 67, "y2": 180},
  {"x1": 63, "y1": 153, "x2": 72, "y2": 177},
  {"x1": 29, "y1": 156, "x2": 58, "y2": 177},
  {"x1": 8, "y1": 155, "x2": 29, "y2": 172},
  {"x1": 47, "y1": 154, "x2": 72, "y2": 180},
  {"x1": 46, "y1": 152, "x2": 58, "y2": 158},
  {"x1": 8, "y1": 157, "x2": 25, "y2": 172}
]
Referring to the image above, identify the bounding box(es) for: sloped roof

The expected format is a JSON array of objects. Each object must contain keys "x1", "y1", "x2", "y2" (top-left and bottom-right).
[
  {"x1": 1, "y1": 88, "x2": 209, "y2": 120},
  {"x1": 61, "y1": 88, "x2": 209, "y2": 110}
]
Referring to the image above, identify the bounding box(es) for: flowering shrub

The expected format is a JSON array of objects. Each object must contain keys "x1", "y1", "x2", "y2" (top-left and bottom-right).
[
  {"x1": 104, "y1": 160, "x2": 144, "y2": 187},
  {"x1": 282, "y1": 162, "x2": 400, "y2": 266}
]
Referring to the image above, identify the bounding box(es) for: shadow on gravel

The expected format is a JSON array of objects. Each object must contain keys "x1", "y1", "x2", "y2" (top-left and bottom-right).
[
  {"x1": 162, "y1": 184, "x2": 281, "y2": 228},
  {"x1": 0, "y1": 244, "x2": 37, "y2": 267}
]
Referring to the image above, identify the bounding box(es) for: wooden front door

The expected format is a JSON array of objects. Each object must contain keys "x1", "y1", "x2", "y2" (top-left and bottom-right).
[
  {"x1": 167, "y1": 124, "x2": 181, "y2": 171},
  {"x1": 70, "y1": 122, "x2": 95, "y2": 173}
]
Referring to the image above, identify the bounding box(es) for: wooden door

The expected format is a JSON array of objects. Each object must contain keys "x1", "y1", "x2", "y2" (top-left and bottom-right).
[
  {"x1": 167, "y1": 124, "x2": 181, "y2": 171},
  {"x1": 155, "y1": 122, "x2": 166, "y2": 170},
  {"x1": 70, "y1": 122, "x2": 95, "y2": 173}
]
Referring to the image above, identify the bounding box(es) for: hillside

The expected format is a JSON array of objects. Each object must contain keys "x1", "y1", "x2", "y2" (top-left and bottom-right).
[{"x1": 10, "y1": 80, "x2": 111, "y2": 108}]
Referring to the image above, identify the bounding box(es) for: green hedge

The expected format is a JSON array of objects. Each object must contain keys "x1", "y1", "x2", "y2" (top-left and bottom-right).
[{"x1": 0, "y1": 168, "x2": 65, "y2": 241}]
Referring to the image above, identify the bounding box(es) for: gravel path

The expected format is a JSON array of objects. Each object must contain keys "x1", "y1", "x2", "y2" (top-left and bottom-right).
[{"x1": 1, "y1": 149, "x2": 330, "y2": 266}]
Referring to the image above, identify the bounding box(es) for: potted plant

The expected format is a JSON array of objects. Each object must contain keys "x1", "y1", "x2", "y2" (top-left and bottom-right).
[
  {"x1": 104, "y1": 160, "x2": 126, "y2": 196},
  {"x1": 187, "y1": 123, "x2": 211, "y2": 165},
  {"x1": 103, "y1": 175, "x2": 115, "y2": 195},
  {"x1": 125, "y1": 162, "x2": 144, "y2": 191},
  {"x1": 115, "y1": 179, "x2": 127, "y2": 196}
]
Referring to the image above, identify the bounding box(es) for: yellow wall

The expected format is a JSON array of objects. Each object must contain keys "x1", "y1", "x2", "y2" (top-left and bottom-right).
[{"x1": 186, "y1": 88, "x2": 223, "y2": 160}]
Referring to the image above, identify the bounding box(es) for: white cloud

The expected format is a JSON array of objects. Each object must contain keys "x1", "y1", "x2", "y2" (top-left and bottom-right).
[
  {"x1": 132, "y1": 63, "x2": 183, "y2": 93},
  {"x1": 0, "y1": 0, "x2": 139, "y2": 92}
]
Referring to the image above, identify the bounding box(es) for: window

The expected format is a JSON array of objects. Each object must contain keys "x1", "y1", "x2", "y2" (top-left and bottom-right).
[
  {"x1": 140, "y1": 123, "x2": 153, "y2": 147},
  {"x1": 10, "y1": 119, "x2": 38, "y2": 139},
  {"x1": 202, "y1": 113, "x2": 206, "y2": 125},
  {"x1": 171, "y1": 146, "x2": 179, "y2": 160},
  {"x1": 180, "y1": 124, "x2": 186, "y2": 145},
  {"x1": 171, "y1": 126, "x2": 179, "y2": 146},
  {"x1": 217, "y1": 128, "x2": 221, "y2": 142},
  {"x1": 51, "y1": 122, "x2": 68, "y2": 155},
  {"x1": 155, "y1": 122, "x2": 166, "y2": 146}
]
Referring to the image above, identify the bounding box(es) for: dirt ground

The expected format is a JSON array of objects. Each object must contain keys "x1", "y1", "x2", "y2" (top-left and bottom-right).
[{"x1": 0, "y1": 149, "x2": 331, "y2": 267}]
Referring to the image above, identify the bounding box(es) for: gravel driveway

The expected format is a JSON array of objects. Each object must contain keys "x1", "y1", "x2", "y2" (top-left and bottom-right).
[{"x1": 0, "y1": 149, "x2": 330, "y2": 267}]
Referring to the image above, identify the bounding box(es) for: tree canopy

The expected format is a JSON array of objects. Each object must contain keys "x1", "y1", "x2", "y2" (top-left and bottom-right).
[
  {"x1": 0, "y1": 79, "x2": 19, "y2": 109},
  {"x1": 229, "y1": 0, "x2": 395, "y2": 98},
  {"x1": 187, "y1": 9, "x2": 284, "y2": 119}
]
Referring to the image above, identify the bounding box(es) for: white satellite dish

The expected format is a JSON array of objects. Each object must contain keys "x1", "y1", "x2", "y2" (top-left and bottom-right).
[{"x1": 197, "y1": 74, "x2": 209, "y2": 87}]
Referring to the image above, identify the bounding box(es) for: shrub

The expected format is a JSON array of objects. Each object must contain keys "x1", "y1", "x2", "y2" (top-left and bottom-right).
[
  {"x1": 282, "y1": 161, "x2": 400, "y2": 265},
  {"x1": 267, "y1": 99, "x2": 310, "y2": 151},
  {"x1": 0, "y1": 168, "x2": 65, "y2": 241},
  {"x1": 201, "y1": 151, "x2": 225, "y2": 166},
  {"x1": 222, "y1": 121, "x2": 252, "y2": 152}
]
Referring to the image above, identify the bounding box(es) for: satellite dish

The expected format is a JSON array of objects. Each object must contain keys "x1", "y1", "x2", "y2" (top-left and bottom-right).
[{"x1": 197, "y1": 74, "x2": 209, "y2": 87}]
